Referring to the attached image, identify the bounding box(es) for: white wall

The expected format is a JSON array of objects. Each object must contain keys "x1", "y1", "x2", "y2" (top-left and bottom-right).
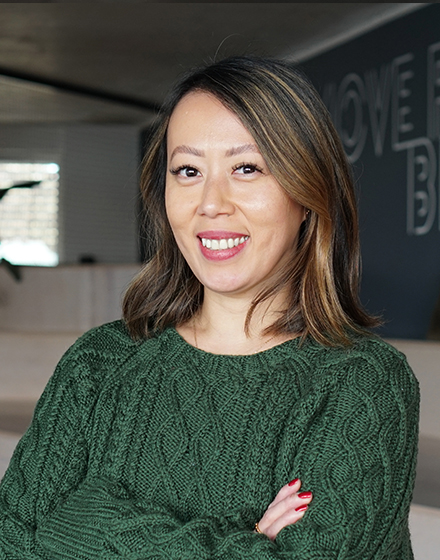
[
  {"x1": 0, "y1": 265, "x2": 140, "y2": 400},
  {"x1": 60, "y1": 125, "x2": 140, "y2": 264},
  {"x1": 0, "y1": 331, "x2": 79, "y2": 401},
  {"x1": 0, "y1": 264, "x2": 140, "y2": 334},
  {"x1": 0, "y1": 123, "x2": 141, "y2": 264}
]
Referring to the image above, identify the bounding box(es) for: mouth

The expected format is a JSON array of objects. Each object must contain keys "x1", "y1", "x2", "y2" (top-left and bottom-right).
[
  {"x1": 197, "y1": 231, "x2": 249, "y2": 260},
  {"x1": 199, "y1": 235, "x2": 249, "y2": 251}
]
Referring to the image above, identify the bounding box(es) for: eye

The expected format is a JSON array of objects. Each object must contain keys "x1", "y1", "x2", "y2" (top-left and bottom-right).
[
  {"x1": 169, "y1": 165, "x2": 201, "y2": 178},
  {"x1": 232, "y1": 163, "x2": 263, "y2": 175}
]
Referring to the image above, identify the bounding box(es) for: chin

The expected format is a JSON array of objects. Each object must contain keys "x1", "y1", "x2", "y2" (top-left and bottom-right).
[{"x1": 201, "y1": 276, "x2": 257, "y2": 297}]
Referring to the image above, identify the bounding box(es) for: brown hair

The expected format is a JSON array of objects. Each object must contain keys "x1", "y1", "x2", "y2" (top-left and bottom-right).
[{"x1": 123, "y1": 56, "x2": 380, "y2": 346}]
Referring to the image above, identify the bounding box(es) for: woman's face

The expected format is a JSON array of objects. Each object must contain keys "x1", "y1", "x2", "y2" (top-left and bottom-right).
[{"x1": 165, "y1": 92, "x2": 306, "y2": 301}]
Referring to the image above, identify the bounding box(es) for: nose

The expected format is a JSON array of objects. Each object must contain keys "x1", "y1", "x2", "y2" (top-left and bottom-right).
[{"x1": 197, "y1": 174, "x2": 235, "y2": 218}]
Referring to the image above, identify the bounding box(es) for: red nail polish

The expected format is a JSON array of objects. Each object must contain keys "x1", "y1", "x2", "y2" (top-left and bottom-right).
[
  {"x1": 298, "y1": 491, "x2": 312, "y2": 499},
  {"x1": 288, "y1": 478, "x2": 299, "y2": 487},
  {"x1": 295, "y1": 504, "x2": 308, "y2": 512}
]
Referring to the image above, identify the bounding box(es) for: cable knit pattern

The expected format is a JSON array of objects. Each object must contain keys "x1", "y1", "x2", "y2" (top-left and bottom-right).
[{"x1": 0, "y1": 320, "x2": 419, "y2": 559}]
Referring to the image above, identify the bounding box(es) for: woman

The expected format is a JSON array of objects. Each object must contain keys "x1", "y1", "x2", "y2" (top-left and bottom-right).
[{"x1": 0, "y1": 57, "x2": 419, "y2": 558}]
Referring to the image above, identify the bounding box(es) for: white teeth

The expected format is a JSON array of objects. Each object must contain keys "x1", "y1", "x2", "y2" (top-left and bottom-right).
[{"x1": 200, "y1": 236, "x2": 249, "y2": 251}]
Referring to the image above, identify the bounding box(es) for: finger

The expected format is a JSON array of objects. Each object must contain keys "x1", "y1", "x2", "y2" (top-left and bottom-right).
[
  {"x1": 265, "y1": 504, "x2": 309, "y2": 541},
  {"x1": 268, "y1": 478, "x2": 301, "y2": 509},
  {"x1": 260, "y1": 490, "x2": 313, "y2": 530},
  {"x1": 265, "y1": 490, "x2": 312, "y2": 523}
]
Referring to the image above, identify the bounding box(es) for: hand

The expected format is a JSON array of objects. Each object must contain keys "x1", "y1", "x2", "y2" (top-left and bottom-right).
[{"x1": 256, "y1": 478, "x2": 312, "y2": 541}]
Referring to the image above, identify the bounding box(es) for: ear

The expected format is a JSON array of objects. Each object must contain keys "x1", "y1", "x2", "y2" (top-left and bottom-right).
[{"x1": 302, "y1": 208, "x2": 310, "y2": 223}]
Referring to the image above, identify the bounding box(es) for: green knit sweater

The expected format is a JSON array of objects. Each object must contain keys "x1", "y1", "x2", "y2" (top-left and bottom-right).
[{"x1": 0, "y1": 321, "x2": 419, "y2": 559}]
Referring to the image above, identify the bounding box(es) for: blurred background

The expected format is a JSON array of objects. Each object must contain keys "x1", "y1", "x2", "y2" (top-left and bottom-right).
[{"x1": 0, "y1": 3, "x2": 439, "y2": 557}]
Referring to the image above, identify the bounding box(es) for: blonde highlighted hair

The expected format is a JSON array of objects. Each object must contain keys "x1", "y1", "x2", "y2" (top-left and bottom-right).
[{"x1": 123, "y1": 56, "x2": 379, "y2": 346}]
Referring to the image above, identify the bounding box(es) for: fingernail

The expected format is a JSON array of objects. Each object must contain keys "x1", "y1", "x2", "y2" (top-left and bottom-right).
[
  {"x1": 298, "y1": 491, "x2": 312, "y2": 499},
  {"x1": 288, "y1": 478, "x2": 299, "y2": 487},
  {"x1": 295, "y1": 504, "x2": 308, "y2": 512}
]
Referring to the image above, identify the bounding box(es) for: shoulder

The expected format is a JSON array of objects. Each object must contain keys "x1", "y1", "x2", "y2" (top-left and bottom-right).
[
  {"x1": 311, "y1": 334, "x2": 413, "y2": 374},
  {"x1": 59, "y1": 320, "x2": 137, "y2": 367},
  {"x1": 49, "y1": 321, "x2": 151, "y2": 400},
  {"x1": 303, "y1": 334, "x2": 419, "y2": 406},
  {"x1": 64, "y1": 319, "x2": 137, "y2": 355},
  {"x1": 28, "y1": 322, "x2": 168, "y2": 437}
]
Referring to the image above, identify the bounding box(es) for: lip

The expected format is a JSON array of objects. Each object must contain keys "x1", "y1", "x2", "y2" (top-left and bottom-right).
[
  {"x1": 197, "y1": 230, "x2": 247, "y2": 239},
  {"x1": 197, "y1": 231, "x2": 249, "y2": 261}
]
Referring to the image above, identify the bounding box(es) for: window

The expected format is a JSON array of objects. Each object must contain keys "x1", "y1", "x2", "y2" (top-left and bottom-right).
[{"x1": 0, "y1": 162, "x2": 60, "y2": 266}]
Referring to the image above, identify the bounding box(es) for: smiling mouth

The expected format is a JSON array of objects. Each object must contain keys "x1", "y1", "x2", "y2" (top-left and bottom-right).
[{"x1": 199, "y1": 236, "x2": 249, "y2": 250}]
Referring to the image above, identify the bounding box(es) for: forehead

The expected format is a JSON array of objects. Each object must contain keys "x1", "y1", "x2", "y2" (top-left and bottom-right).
[
  {"x1": 171, "y1": 91, "x2": 229, "y2": 120},
  {"x1": 167, "y1": 92, "x2": 255, "y2": 148}
]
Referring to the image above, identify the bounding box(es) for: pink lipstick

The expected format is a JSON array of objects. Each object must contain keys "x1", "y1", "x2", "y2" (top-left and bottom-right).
[{"x1": 197, "y1": 231, "x2": 249, "y2": 261}]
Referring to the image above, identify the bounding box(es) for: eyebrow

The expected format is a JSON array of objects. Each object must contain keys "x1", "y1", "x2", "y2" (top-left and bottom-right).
[
  {"x1": 170, "y1": 145, "x2": 204, "y2": 159},
  {"x1": 225, "y1": 144, "x2": 260, "y2": 157},
  {"x1": 170, "y1": 143, "x2": 260, "y2": 160}
]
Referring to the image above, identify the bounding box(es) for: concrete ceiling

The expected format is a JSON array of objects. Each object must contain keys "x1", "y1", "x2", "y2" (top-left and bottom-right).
[{"x1": 0, "y1": 3, "x2": 426, "y2": 125}]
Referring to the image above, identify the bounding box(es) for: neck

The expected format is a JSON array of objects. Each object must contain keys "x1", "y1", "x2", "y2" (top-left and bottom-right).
[{"x1": 180, "y1": 289, "x2": 294, "y2": 355}]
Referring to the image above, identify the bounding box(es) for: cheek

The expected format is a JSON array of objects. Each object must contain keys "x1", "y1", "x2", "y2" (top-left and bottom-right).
[
  {"x1": 165, "y1": 197, "x2": 193, "y2": 257},
  {"x1": 269, "y1": 201, "x2": 305, "y2": 245},
  {"x1": 248, "y1": 192, "x2": 302, "y2": 230},
  {"x1": 165, "y1": 186, "x2": 195, "y2": 227},
  {"x1": 164, "y1": 188, "x2": 181, "y2": 232}
]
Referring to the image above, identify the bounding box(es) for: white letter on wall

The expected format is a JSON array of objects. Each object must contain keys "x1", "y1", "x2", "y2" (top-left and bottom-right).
[
  {"x1": 392, "y1": 53, "x2": 415, "y2": 150},
  {"x1": 365, "y1": 64, "x2": 392, "y2": 158},
  {"x1": 336, "y1": 73, "x2": 367, "y2": 163},
  {"x1": 406, "y1": 138, "x2": 436, "y2": 235},
  {"x1": 427, "y1": 41, "x2": 440, "y2": 140}
]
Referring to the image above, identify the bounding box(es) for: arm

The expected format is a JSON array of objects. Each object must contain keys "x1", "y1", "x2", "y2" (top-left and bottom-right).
[
  {"x1": 273, "y1": 348, "x2": 419, "y2": 559},
  {"x1": 36, "y1": 345, "x2": 418, "y2": 560},
  {"x1": 0, "y1": 332, "x2": 111, "y2": 559}
]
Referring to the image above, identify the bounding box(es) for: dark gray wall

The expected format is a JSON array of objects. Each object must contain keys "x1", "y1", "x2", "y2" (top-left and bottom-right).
[{"x1": 303, "y1": 4, "x2": 440, "y2": 339}]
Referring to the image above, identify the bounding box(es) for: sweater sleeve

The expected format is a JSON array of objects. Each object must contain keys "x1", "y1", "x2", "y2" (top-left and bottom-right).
[
  {"x1": 273, "y1": 348, "x2": 420, "y2": 559},
  {"x1": 34, "y1": 344, "x2": 419, "y2": 560},
  {"x1": 0, "y1": 325, "x2": 126, "y2": 560}
]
